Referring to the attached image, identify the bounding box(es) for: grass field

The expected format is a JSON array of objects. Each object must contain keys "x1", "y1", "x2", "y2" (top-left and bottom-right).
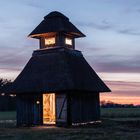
[
  {"x1": 101, "y1": 107, "x2": 140, "y2": 118},
  {"x1": 0, "y1": 111, "x2": 16, "y2": 120},
  {"x1": 0, "y1": 108, "x2": 140, "y2": 140}
]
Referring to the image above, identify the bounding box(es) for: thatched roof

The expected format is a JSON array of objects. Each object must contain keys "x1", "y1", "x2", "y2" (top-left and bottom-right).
[
  {"x1": 28, "y1": 11, "x2": 85, "y2": 38},
  {"x1": 9, "y1": 48, "x2": 110, "y2": 94}
]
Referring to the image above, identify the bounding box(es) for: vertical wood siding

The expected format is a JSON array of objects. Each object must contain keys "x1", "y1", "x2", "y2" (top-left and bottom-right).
[
  {"x1": 70, "y1": 93, "x2": 100, "y2": 124},
  {"x1": 16, "y1": 93, "x2": 42, "y2": 127}
]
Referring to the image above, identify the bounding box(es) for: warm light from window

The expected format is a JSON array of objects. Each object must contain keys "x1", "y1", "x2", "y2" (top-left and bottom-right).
[
  {"x1": 65, "y1": 38, "x2": 72, "y2": 45},
  {"x1": 45, "y1": 37, "x2": 55, "y2": 45}
]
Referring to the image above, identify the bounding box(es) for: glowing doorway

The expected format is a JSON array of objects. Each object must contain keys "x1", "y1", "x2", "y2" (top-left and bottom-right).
[{"x1": 43, "y1": 93, "x2": 56, "y2": 124}]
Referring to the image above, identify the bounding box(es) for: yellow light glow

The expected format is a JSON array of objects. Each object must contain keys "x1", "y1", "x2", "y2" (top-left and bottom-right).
[
  {"x1": 36, "y1": 101, "x2": 40, "y2": 104},
  {"x1": 43, "y1": 93, "x2": 56, "y2": 124},
  {"x1": 45, "y1": 37, "x2": 55, "y2": 45},
  {"x1": 1, "y1": 93, "x2": 5, "y2": 96},
  {"x1": 65, "y1": 38, "x2": 72, "y2": 45},
  {"x1": 10, "y1": 94, "x2": 16, "y2": 97}
]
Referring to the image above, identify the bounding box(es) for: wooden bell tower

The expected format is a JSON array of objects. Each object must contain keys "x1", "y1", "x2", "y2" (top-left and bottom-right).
[{"x1": 8, "y1": 11, "x2": 110, "y2": 127}]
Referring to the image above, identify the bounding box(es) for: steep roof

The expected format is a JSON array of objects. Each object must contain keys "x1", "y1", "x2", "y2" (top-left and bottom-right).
[
  {"x1": 28, "y1": 11, "x2": 85, "y2": 38},
  {"x1": 8, "y1": 48, "x2": 110, "y2": 94}
]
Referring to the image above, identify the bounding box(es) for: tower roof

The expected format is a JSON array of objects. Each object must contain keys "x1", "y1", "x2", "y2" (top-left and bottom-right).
[
  {"x1": 5, "y1": 48, "x2": 110, "y2": 94},
  {"x1": 28, "y1": 11, "x2": 85, "y2": 38}
]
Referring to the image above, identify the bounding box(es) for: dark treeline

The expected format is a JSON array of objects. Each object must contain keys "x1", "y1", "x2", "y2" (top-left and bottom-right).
[
  {"x1": 0, "y1": 78, "x2": 16, "y2": 111},
  {"x1": 101, "y1": 100, "x2": 140, "y2": 108},
  {"x1": 0, "y1": 78, "x2": 11, "y2": 86},
  {"x1": 0, "y1": 95, "x2": 16, "y2": 111}
]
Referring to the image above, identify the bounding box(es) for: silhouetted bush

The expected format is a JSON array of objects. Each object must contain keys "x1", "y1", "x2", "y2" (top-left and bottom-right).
[
  {"x1": 100, "y1": 100, "x2": 140, "y2": 108},
  {"x1": 0, "y1": 78, "x2": 16, "y2": 111}
]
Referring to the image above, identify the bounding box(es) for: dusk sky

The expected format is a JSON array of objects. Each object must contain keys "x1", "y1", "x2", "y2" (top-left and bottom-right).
[{"x1": 0, "y1": 0, "x2": 140, "y2": 104}]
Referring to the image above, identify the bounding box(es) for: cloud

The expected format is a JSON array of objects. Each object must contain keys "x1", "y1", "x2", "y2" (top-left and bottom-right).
[
  {"x1": 78, "y1": 20, "x2": 140, "y2": 36},
  {"x1": 118, "y1": 29, "x2": 140, "y2": 36},
  {"x1": 76, "y1": 41, "x2": 106, "y2": 54},
  {"x1": 25, "y1": 1, "x2": 43, "y2": 9},
  {"x1": 95, "y1": 60, "x2": 140, "y2": 73},
  {"x1": 101, "y1": 80, "x2": 140, "y2": 105},
  {"x1": 87, "y1": 54, "x2": 140, "y2": 73},
  {"x1": 0, "y1": 46, "x2": 33, "y2": 70},
  {"x1": 77, "y1": 20, "x2": 112, "y2": 30},
  {"x1": 0, "y1": 68, "x2": 20, "y2": 80},
  {"x1": 16, "y1": 0, "x2": 45, "y2": 9}
]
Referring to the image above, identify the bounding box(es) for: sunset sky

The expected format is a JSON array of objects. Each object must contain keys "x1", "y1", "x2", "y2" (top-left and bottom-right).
[{"x1": 0, "y1": 0, "x2": 140, "y2": 105}]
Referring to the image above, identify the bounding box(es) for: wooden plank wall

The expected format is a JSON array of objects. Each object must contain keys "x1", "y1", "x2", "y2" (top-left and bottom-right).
[
  {"x1": 71, "y1": 93, "x2": 100, "y2": 124},
  {"x1": 16, "y1": 93, "x2": 42, "y2": 127}
]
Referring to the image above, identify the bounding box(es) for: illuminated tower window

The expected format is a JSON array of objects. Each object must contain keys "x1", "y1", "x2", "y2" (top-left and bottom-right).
[
  {"x1": 45, "y1": 37, "x2": 55, "y2": 45},
  {"x1": 65, "y1": 38, "x2": 72, "y2": 45}
]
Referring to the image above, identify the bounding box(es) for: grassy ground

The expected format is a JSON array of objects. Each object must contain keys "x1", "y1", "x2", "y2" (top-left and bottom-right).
[
  {"x1": 0, "y1": 111, "x2": 16, "y2": 120},
  {"x1": 101, "y1": 108, "x2": 140, "y2": 118},
  {"x1": 0, "y1": 108, "x2": 140, "y2": 140}
]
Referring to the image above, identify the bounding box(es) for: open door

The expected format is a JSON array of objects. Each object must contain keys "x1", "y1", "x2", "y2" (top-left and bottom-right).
[{"x1": 43, "y1": 93, "x2": 56, "y2": 124}]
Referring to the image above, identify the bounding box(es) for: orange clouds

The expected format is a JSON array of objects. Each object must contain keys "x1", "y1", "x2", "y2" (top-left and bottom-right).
[
  {"x1": 100, "y1": 94, "x2": 140, "y2": 105},
  {"x1": 99, "y1": 72, "x2": 140, "y2": 105}
]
